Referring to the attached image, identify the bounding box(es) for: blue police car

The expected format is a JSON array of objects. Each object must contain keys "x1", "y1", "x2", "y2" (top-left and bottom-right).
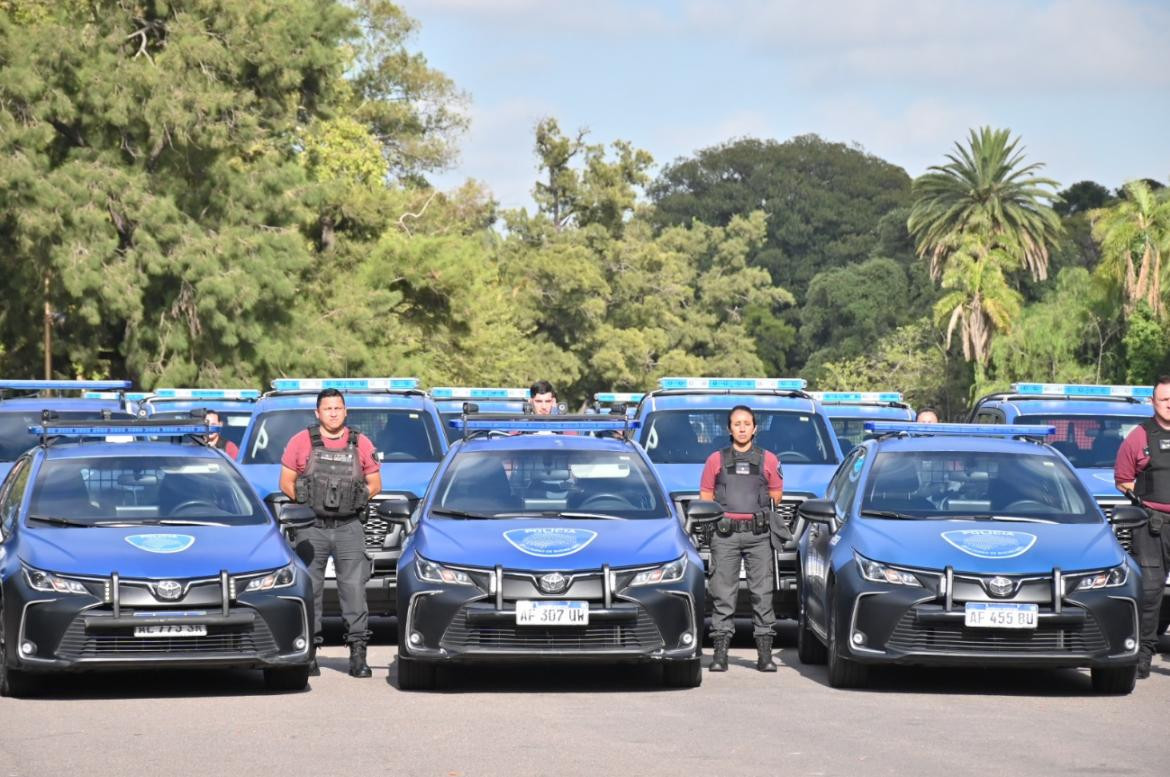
[
  {"x1": 236, "y1": 378, "x2": 448, "y2": 617},
  {"x1": 430, "y1": 387, "x2": 531, "y2": 443},
  {"x1": 810, "y1": 391, "x2": 916, "y2": 454},
  {"x1": 0, "y1": 417, "x2": 316, "y2": 696},
  {"x1": 796, "y1": 421, "x2": 1145, "y2": 694},
  {"x1": 393, "y1": 414, "x2": 714, "y2": 690},
  {"x1": 634, "y1": 377, "x2": 843, "y2": 618},
  {"x1": 1, "y1": 380, "x2": 141, "y2": 482},
  {"x1": 142, "y1": 388, "x2": 261, "y2": 453}
]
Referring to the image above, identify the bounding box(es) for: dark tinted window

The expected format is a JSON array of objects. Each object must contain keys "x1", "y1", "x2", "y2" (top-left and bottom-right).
[
  {"x1": 0, "y1": 411, "x2": 134, "y2": 461},
  {"x1": 1016, "y1": 414, "x2": 1149, "y2": 469},
  {"x1": 242, "y1": 409, "x2": 442, "y2": 464},
  {"x1": 640, "y1": 410, "x2": 837, "y2": 465}
]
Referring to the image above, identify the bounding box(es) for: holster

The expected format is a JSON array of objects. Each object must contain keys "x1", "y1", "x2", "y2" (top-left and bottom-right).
[
  {"x1": 1148, "y1": 512, "x2": 1164, "y2": 536},
  {"x1": 715, "y1": 517, "x2": 733, "y2": 536},
  {"x1": 294, "y1": 476, "x2": 311, "y2": 505},
  {"x1": 752, "y1": 511, "x2": 769, "y2": 536},
  {"x1": 353, "y1": 482, "x2": 370, "y2": 521}
]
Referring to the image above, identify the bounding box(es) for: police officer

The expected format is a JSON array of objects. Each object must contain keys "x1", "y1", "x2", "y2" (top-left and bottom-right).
[
  {"x1": 916, "y1": 408, "x2": 939, "y2": 424},
  {"x1": 280, "y1": 388, "x2": 382, "y2": 678},
  {"x1": 529, "y1": 380, "x2": 559, "y2": 415},
  {"x1": 700, "y1": 404, "x2": 784, "y2": 672},
  {"x1": 1115, "y1": 375, "x2": 1170, "y2": 679},
  {"x1": 204, "y1": 410, "x2": 239, "y2": 459}
]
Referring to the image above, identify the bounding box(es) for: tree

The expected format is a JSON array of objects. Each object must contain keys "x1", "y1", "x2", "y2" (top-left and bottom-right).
[
  {"x1": 800, "y1": 257, "x2": 913, "y2": 362},
  {"x1": 908, "y1": 127, "x2": 1063, "y2": 282},
  {"x1": 1054, "y1": 180, "x2": 1114, "y2": 217},
  {"x1": 1091, "y1": 179, "x2": 1170, "y2": 319}
]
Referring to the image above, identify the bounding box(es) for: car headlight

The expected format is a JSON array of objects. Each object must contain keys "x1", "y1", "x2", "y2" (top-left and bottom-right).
[
  {"x1": 629, "y1": 556, "x2": 687, "y2": 587},
  {"x1": 416, "y1": 557, "x2": 474, "y2": 585},
  {"x1": 855, "y1": 554, "x2": 922, "y2": 587},
  {"x1": 24, "y1": 566, "x2": 90, "y2": 595},
  {"x1": 1073, "y1": 565, "x2": 1128, "y2": 591},
  {"x1": 240, "y1": 564, "x2": 296, "y2": 592}
]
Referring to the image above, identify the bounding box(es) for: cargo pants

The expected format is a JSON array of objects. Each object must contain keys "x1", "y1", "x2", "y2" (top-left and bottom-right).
[
  {"x1": 292, "y1": 517, "x2": 372, "y2": 644},
  {"x1": 708, "y1": 526, "x2": 775, "y2": 639}
]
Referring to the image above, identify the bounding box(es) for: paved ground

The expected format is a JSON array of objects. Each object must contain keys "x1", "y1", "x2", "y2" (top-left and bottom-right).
[{"x1": 1, "y1": 623, "x2": 1167, "y2": 777}]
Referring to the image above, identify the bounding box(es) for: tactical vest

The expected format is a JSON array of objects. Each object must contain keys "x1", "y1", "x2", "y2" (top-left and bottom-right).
[
  {"x1": 299, "y1": 427, "x2": 368, "y2": 518},
  {"x1": 714, "y1": 446, "x2": 770, "y2": 516},
  {"x1": 1135, "y1": 418, "x2": 1170, "y2": 506}
]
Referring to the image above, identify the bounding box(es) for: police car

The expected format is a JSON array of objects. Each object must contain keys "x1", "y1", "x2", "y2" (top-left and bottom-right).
[
  {"x1": 1, "y1": 380, "x2": 140, "y2": 481},
  {"x1": 634, "y1": 377, "x2": 843, "y2": 618},
  {"x1": 810, "y1": 391, "x2": 916, "y2": 454},
  {"x1": 796, "y1": 421, "x2": 1145, "y2": 693},
  {"x1": 236, "y1": 378, "x2": 448, "y2": 617},
  {"x1": 592, "y1": 392, "x2": 644, "y2": 418},
  {"x1": 141, "y1": 388, "x2": 260, "y2": 454},
  {"x1": 393, "y1": 414, "x2": 713, "y2": 690},
  {"x1": 0, "y1": 418, "x2": 316, "y2": 696},
  {"x1": 430, "y1": 387, "x2": 531, "y2": 443}
]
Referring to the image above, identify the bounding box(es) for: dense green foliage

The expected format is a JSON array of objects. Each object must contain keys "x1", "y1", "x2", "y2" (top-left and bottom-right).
[{"x1": 1, "y1": 2, "x2": 1168, "y2": 413}]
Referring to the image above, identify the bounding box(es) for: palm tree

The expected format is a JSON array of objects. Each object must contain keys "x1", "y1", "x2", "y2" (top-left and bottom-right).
[
  {"x1": 1091, "y1": 180, "x2": 1170, "y2": 318},
  {"x1": 908, "y1": 127, "x2": 1063, "y2": 282},
  {"x1": 933, "y1": 232, "x2": 1022, "y2": 377}
]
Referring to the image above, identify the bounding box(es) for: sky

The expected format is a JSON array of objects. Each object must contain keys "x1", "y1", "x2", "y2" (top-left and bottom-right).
[{"x1": 403, "y1": 0, "x2": 1170, "y2": 211}]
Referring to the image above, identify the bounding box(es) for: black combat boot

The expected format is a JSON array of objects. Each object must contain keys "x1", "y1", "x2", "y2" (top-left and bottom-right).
[
  {"x1": 348, "y1": 641, "x2": 372, "y2": 678},
  {"x1": 308, "y1": 658, "x2": 321, "y2": 677},
  {"x1": 755, "y1": 635, "x2": 777, "y2": 672},
  {"x1": 709, "y1": 635, "x2": 730, "y2": 672}
]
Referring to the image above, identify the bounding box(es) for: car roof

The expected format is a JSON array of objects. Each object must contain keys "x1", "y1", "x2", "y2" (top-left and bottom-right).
[
  {"x1": 454, "y1": 433, "x2": 638, "y2": 454},
  {"x1": 825, "y1": 404, "x2": 916, "y2": 420},
  {"x1": 866, "y1": 433, "x2": 1057, "y2": 455},
  {"x1": 977, "y1": 397, "x2": 1152, "y2": 419},
  {"x1": 144, "y1": 398, "x2": 258, "y2": 413},
  {"x1": 0, "y1": 397, "x2": 135, "y2": 414},
  {"x1": 639, "y1": 391, "x2": 822, "y2": 414},
  {"x1": 251, "y1": 391, "x2": 435, "y2": 412}
]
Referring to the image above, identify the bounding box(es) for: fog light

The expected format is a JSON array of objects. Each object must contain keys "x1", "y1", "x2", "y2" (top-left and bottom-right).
[
  {"x1": 851, "y1": 632, "x2": 865, "y2": 646},
  {"x1": 294, "y1": 637, "x2": 307, "y2": 650},
  {"x1": 410, "y1": 631, "x2": 422, "y2": 645},
  {"x1": 1125, "y1": 638, "x2": 1136, "y2": 650},
  {"x1": 681, "y1": 633, "x2": 694, "y2": 646},
  {"x1": 20, "y1": 641, "x2": 36, "y2": 657}
]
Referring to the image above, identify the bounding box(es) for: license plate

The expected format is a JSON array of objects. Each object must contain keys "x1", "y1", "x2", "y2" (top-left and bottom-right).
[
  {"x1": 963, "y1": 602, "x2": 1038, "y2": 629},
  {"x1": 133, "y1": 624, "x2": 207, "y2": 638},
  {"x1": 515, "y1": 600, "x2": 589, "y2": 626}
]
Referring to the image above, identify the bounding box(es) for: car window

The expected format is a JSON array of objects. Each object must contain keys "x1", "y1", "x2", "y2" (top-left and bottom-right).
[
  {"x1": 640, "y1": 410, "x2": 837, "y2": 465},
  {"x1": 0, "y1": 411, "x2": 135, "y2": 461},
  {"x1": 833, "y1": 448, "x2": 866, "y2": 518},
  {"x1": 861, "y1": 450, "x2": 1096, "y2": 523},
  {"x1": 0, "y1": 457, "x2": 31, "y2": 536},
  {"x1": 830, "y1": 417, "x2": 888, "y2": 453},
  {"x1": 1016, "y1": 414, "x2": 1149, "y2": 470},
  {"x1": 243, "y1": 408, "x2": 443, "y2": 464}
]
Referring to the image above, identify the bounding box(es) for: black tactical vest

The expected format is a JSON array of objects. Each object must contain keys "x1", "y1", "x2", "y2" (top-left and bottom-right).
[
  {"x1": 714, "y1": 446, "x2": 770, "y2": 515},
  {"x1": 299, "y1": 427, "x2": 368, "y2": 518},
  {"x1": 1135, "y1": 418, "x2": 1170, "y2": 505}
]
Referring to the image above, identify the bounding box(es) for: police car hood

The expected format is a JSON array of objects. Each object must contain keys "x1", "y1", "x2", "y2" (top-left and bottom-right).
[
  {"x1": 848, "y1": 518, "x2": 1125, "y2": 574},
  {"x1": 1074, "y1": 468, "x2": 1126, "y2": 502},
  {"x1": 238, "y1": 462, "x2": 437, "y2": 501},
  {"x1": 20, "y1": 523, "x2": 291, "y2": 578},
  {"x1": 654, "y1": 462, "x2": 837, "y2": 500},
  {"x1": 414, "y1": 517, "x2": 685, "y2": 571}
]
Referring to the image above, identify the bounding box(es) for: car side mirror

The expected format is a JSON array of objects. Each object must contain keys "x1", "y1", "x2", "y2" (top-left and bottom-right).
[
  {"x1": 377, "y1": 499, "x2": 412, "y2": 522},
  {"x1": 686, "y1": 499, "x2": 724, "y2": 525},
  {"x1": 1109, "y1": 505, "x2": 1148, "y2": 529},
  {"x1": 798, "y1": 498, "x2": 837, "y2": 525},
  {"x1": 275, "y1": 502, "x2": 317, "y2": 528}
]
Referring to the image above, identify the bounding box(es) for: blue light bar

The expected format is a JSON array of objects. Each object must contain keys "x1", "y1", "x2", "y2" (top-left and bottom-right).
[
  {"x1": 450, "y1": 419, "x2": 640, "y2": 432},
  {"x1": 864, "y1": 421, "x2": 1056, "y2": 437},
  {"x1": 30, "y1": 424, "x2": 220, "y2": 437},
  {"x1": 270, "y1": 377, "x2": 419, "y2": 391},
  {"x1": 657, "y1": 377, "x2": 807, "y2": 391},
  {"x1": 0, "y1": 380, "x2": 132, "y2": 391},
  {"x1": 594, "y1": 392, "x2": 644, "y2": 403},
  {"x1": 82, "y1": 391, "x2": 152, "y2": 401},
  {"x1": 810, "y1": 391, "x2": 903, "y2": 403},
  {"x1": 153, "y1": 388, "x2": 261, "y2": 400},
  {"x1": 430, "y1": 387, "x2": 530, "y2": 400},
  {"x1": 1012, "y1": 382, "x2": 1153, "y2": 399}
]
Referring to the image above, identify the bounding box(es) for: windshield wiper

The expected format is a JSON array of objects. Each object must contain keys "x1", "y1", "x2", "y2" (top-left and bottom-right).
[
  {"x1": 947, "y1": 514, "x2": 1058, "y2": 525},
  {"x1": 133, "y1": 519, "x2": 232, "y2": 527},
  {"x1": 859, "y1": 509, "x2": 920, "y2": 520},
  {"x1": 557, "y1": 512, "x2": 625, "y2": 521},
  {"x1": 26, "y1": 515, "x2": 93, "y2": 528},
  {"x1": 430, "y1": 508, "x2": 495, "y2": 520}
]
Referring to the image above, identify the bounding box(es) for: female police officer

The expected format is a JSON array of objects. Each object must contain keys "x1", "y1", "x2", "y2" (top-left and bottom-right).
[{"x1": 700, "y1": 405, "x2": 783, "y2": 672}]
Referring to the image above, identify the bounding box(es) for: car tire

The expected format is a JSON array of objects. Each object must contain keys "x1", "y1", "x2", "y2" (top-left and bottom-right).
[
  {"x1": 825, "y1": 584, "x2": 867, "y2": 689},
  {"x1": 0, "y1": 607, "x2": 37, "y2": 698},
  {"x1": 662, "y1": 658, "x2": 702, "y2": 688},
  {"x1": 796, "y1": 572, "x2": 827, "y2": 666},
  {"x1": 263, "y1": 666, "x2": 311, "y2": 692},
  {"x1": 1091, "y1": 665, "x2": 1136, "y2": 695},
  {"x1": 396, "y1": 653, "x2": 436, "y2": 691}
]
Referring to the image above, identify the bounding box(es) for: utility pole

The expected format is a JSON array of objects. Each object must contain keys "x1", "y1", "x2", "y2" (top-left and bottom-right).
[{"x1": 43, "y1": 272, "x2": 51, "y2": 379}]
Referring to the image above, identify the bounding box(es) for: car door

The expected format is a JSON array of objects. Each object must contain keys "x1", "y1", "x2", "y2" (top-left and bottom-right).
[
  {"x1": 0, "y1": 456, "x2": 32, "y2": 574},
  {"x1": 804, "y1": 447, "x2": 864, "y2": 631}
]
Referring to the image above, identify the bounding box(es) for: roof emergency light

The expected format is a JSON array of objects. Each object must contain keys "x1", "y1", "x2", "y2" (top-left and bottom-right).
[
  {"x1": 270, "y1": 377, "x2": 419, "y2": 392},
  {"x1": 0, "y1": 380, "x2": 132, "y2": 391},
  {"x1": 82, "y1": 391, "x2": 152, "y2": 401},
  {"x1": 864, "y1": 421, "x2": 1056, "y2": 437},
  {"x1": 154, "y1": 388, "x2": 261, "y2": 400},
  {"x1": 810, "y1": 391, "x2": 903, "y2": 404},
  {"x1": 594, "y1": 392, "x2": 645, "y2": 404},
  {"x1": 29, "y1": 421, "x2": 220, "y2": 438},
  {"x1": 430, "y1": 387, "x2": 530, "y2": 400},
  {"x1": 657, "y1": 377, "x2": 807, "y2": 391},
  {"x1": 1012, "y1": 383, "x2": 1153, "y2": 399}
]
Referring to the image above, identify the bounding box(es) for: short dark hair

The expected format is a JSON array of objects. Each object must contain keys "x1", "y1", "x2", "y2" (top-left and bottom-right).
[
  {"x1": 1156, "y1": 376, "x2": 1170, "y2": 389},
  {"x1": 316, "y1": 388, "x2": 345, "y2": 408},
  {"x1": 728, "y1": 404, "x2": 756, "y2": 426},
  {"x1": 530, "y1": 380, "x2": 556, "y2": 398}
]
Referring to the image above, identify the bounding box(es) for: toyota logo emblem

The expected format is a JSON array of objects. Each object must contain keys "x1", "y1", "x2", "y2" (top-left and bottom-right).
[
  {"x1": 154, "y1": 580, "x2": 183, "y2": 600},
  {"x1": 987, "y1": 576, "x2": 1015, "y2": 598},
  {"x1": 538, "y1": 572, "x2": 568, "y2": 594}
]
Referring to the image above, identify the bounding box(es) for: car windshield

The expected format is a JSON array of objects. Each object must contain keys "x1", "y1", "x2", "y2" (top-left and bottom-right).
[
  {"x1": 149, "y1": 410, "x2": 252, "y2": 447},
  {"x1": 830, "y1": 417, "x2": 896, "y2": 454},
  {"x1": 27, "y1": 456, "x2": 267, "y2": 525},
  {"x1": 241, "y1": 408, "x2": 442, "y2": 464},
  {"x1": 1016, "y1": 414, "x2": 1149, "y2": 469},
  {"x1": 431, "y1": 449, "x2": 669, "y2": 519},
  {"x1": 640, "y1": 409, "x2": 837, "y2": 465},
  {"x1": 860, "y1": 450, "x2": 1098, "y2": 523},
  {"x1": 0, "y1": 411, "x2": 135, "y2": 462}
]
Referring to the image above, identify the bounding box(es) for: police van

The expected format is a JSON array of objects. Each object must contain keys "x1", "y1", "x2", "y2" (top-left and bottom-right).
[
  {"x1": 810, "y1": 391, "x2": 916, "y2": 454},
  {"x1": 430, "y1": 387, "x2": 530, "y2": 443},
  {"x1": 236, "y1": 378, "x2": 448, "y2": 618},
  {"x1": 141, "y1": 388, "x2": 260, "y2": 454},
  {"x1": 633, "y1": 377, "x2": 844, "y2": 618}
]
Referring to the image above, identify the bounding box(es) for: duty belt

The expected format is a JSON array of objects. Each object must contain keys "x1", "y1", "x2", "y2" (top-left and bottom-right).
[
  {"x1": 727, "y1": 518, "x2": 756, "y2": 533},
  {"x1": 313, "y1": 515, "x2": 361, "y2": 528}
]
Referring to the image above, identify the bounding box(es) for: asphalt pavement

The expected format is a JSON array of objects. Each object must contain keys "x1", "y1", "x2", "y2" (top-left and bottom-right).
[{"x1": 1, "y1": 623, "x2": 1167, "y2": 777}]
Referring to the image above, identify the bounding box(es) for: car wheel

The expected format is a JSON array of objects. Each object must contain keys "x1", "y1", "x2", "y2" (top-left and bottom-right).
[
  {"x1": 825, "y1": 583, "x2": 867, "y2": 689},
  {"x1": 396, "y1": 653, "x2": 436, "y2": 691},
  {"x1": 662, "y1": 658, "x2": 702, "y2": 688},
  {"x1": 1091, "y1": 665, "x2": 1136, "y2": 695},
  {"x1": 796, "y1": 572, "x2": 827, "y2": 666},
  {"x1": 263, "y1": 666, "x2": 311, "y2": 692},
  {"x1": 0, "y1": 606, "x2": 37, "y2": 698}
]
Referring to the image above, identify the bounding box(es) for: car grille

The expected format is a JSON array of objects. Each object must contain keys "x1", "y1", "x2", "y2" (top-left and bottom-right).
[
  {"x1": 439, "y1": 607, "x2": 664, "y2": 652},
  {"x1": 363, "y1": 496, "x2": 417, "y2": 551},
  {"x1": 1097, "y1": 502, "x2": 1133, "y2": 553},
  {"x1": 55, "y1": 615, "x2": 277, "y2": 660},
  {"x1": 886, "y1": 609, "x2": 1108, "y2": 655}
]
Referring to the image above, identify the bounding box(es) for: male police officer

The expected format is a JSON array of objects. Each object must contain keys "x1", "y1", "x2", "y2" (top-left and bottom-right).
[
  {"x1": 700, "y1": 405, "x2": 784, "y2": 672},
  {"x1": 1115, "y1": 375, "x2": 1170, "y2": 678},
  {"x1": 916, "y1": 408, "x2": 940, "y2": 424},
  {"x1": 204, "y1": 410, "x2": 239, "y2": 459},
  {"x1": 280, "y1": 389, "x2": 382, "y2": 678},
  {"x1": 529, "y1": 380, "x2": 558, "y2": 415}
]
